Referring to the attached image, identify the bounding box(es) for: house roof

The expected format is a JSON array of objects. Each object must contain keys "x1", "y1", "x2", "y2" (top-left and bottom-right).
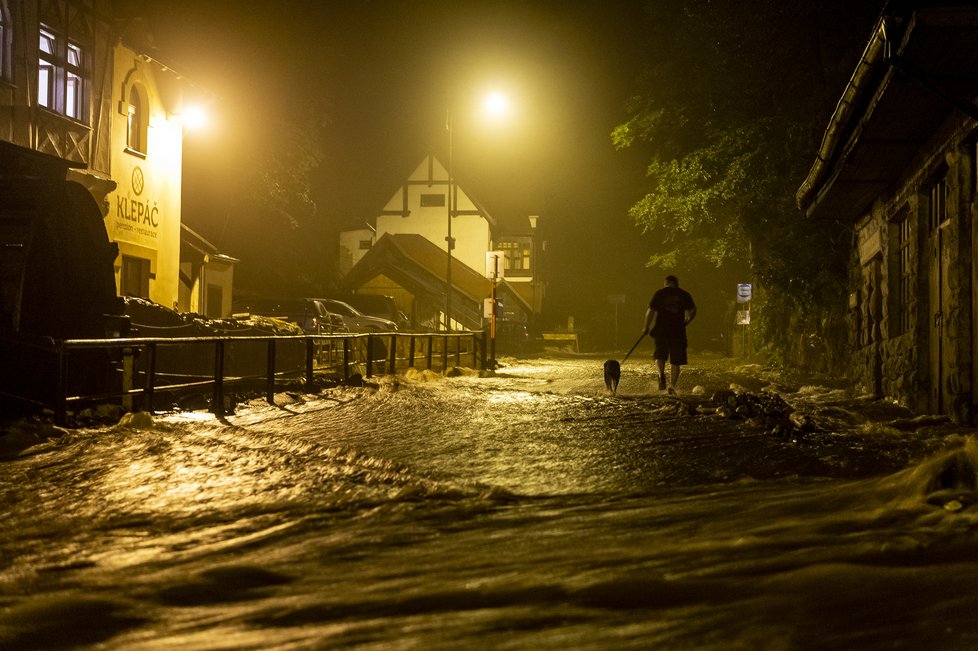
[
  {"x1": 342, "y1": 233, "x2": 491, "y2": 302},
  {"x1": 340, "y1": 232, "x2": 536, "y2": 315},
  {"x1": 797, "y1": 4, "x2": 978, "y2": 221}
]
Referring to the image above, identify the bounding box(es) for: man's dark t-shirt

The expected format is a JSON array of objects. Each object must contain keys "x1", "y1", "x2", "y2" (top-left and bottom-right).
[{"x1": 649, "y1": 286, "x2": 696, "y2": 340}]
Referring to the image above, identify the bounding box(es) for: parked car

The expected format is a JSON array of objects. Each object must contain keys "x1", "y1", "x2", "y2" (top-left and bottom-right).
[
  {"x1": 233, "y1": 297, "x2": 339, "y2": 334},
  {"x1": 337, "y1": 294, "x2": 411, "y2": 330},
  {"x1": 314, "y1": 298, "x2": 398, "y2": 332}
]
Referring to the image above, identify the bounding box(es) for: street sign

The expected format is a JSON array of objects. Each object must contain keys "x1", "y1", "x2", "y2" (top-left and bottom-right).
[
  {"x1": 607, "y1": 294, "x2": 626, "y2": 304},
  {"x1": 485, "y1": 251, "x2": 504, "y2": 280},
  {"x1": 737, "y1": 283, "x2": 752, "y2": 303}
]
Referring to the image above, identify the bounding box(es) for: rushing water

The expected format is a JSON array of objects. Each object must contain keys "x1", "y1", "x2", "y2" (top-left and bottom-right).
[{"x1": 2, "y1": 354, "x2": 978, "y2": 650}]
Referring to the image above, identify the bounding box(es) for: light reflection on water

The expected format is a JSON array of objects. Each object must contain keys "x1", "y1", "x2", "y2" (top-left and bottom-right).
[{"x1": 1, "y1": 354, "x2": 978, "y2": 649}]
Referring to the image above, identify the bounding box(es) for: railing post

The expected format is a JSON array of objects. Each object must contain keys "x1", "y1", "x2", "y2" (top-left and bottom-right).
[
  {"x1": 122, "y1": 347, "x2": 135, "y2": 412},
  {"x1": 472, "y1": 333, "x2": 478, "y2": 369},
  {"x1": 54, "y1": 343, "x2": 67, "y2": 427},
  {"x1": 213, "y1": 340, "x2": 225, "y2": 418},
  {"x1": 426, "y1": 334, "x2": 433, "y2": 370},
  {"x1": 305, "y1": 338, "x2": 315, "y2": 390},
  {"x1": 266, "y1": 339, "x2": 276, "y2": 405},
  {"x1": 388, "y1": 334, "x2": 397, "y2": 375},
  {"x1": 441, "y1": 334, "x2": 449, "y2": 371},
  {"x1": 366, "y1": 334, "x2": 373, "y2": 378},
  {"x1": 455, "y1": 335, "x2": 461, "y2": 366},
  {"x1": 145, "y1": 342, "x2": 157, "y2": 414},
  {"x1": 408, "y1": 334, "x2": 416, "y2": 369},
  {"x1": 481, "y1": 330, "x2": 489, "y2": 370},
  {"x1": 343, "y1": 337, "x2": 350, "y2": 381}
]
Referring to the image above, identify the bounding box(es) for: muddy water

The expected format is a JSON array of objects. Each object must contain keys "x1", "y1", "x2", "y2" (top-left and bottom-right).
[{"x1": 1, "y1": 354, "x2": 977, "y2": 649}]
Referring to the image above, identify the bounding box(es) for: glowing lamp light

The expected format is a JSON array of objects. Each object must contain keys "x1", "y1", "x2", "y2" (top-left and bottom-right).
[
  {"x1": 181, "y1": 105, "x2": 209, "y2": 130},
  {"x1": 483, "y1": 91, "x2": 511, "y2": 120}
]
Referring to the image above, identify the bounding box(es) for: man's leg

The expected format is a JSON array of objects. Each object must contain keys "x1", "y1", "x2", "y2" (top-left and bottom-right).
[
  {"x1": 670, "y1": 363, "x2": 681, "y2": 389},
  {"x1": 656, "y1": 357, "x2": 667, "y2": 391}
]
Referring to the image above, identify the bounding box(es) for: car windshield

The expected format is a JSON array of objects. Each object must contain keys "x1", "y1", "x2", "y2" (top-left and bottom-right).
[{"x1": 324, "y1": 300, "x2": 359, "y2": 317}]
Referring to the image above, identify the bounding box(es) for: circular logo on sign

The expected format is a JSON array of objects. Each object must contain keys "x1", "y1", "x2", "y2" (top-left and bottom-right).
[{"x1": 132, "y1": 166, "x2": 145, "y2": 195}]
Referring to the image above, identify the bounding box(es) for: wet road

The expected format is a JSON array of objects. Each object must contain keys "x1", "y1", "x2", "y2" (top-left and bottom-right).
[{"x1": 1, "y1": 353, "x2": 977, "y2": 649}]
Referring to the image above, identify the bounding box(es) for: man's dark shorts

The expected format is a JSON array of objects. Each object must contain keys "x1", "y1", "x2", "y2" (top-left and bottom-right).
[{"x1": 653, "y1": 336, "x2": 688, "y2": 365}]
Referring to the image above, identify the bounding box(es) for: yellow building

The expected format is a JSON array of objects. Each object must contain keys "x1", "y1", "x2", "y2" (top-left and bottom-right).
[
  {"x1": 106, "y1": 42, "x2": 186, "y2": 310},
  {"x1": 0, "y1": 2, "x2": 234, "y2": 328}
]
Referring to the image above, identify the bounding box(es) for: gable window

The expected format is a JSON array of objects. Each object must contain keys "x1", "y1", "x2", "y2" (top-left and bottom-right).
[
  {"x1": 499, "y1": 241, "x2": 531, "y2": 275},
  {"x1": 37, "y1": 25, "x2": 88, "y2": 120},
  {"x1": 420, "y1": 193, "x2": 445, "y2": 207}
]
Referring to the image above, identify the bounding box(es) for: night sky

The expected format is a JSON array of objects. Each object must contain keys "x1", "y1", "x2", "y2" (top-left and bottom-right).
[{"x1": 144, "y1": 0, "x2": 883, "y2": 348}]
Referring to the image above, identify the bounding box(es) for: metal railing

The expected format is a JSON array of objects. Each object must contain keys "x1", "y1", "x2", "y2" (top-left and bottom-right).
[{"x1": 2, "y1": 330, "x2": 487, "y2": 425}]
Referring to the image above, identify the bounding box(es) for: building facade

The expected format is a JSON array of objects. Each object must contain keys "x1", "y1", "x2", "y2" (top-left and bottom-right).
[
  {"x1": 339, "y1": 154, "x2": 545, "y2": 330},
  {"x1": 0, "y1": 0, "x2": 234, "y2": 330},
  {"x1": 798, "y1": 3, "x2": 978, "y2": 423}
]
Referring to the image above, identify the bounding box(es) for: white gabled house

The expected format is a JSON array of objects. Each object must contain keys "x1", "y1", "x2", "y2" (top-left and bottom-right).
[{"x1": 339, "y1": 154, "x2": 544, "y2": 331}]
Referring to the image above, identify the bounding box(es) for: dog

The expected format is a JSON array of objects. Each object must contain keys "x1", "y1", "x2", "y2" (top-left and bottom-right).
[{"x1": 603, "y1": 359, "x2": 621, "y2": 394}]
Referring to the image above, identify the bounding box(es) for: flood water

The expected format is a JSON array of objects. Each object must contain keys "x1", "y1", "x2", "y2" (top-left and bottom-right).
[{"x1": 2, "y1": 353, "x2": 978, "y2": 649}]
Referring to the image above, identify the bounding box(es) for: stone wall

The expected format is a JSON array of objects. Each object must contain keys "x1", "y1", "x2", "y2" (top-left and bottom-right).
[{"x1": 848, "y1": 117, "x2": 976, "y2": 423}]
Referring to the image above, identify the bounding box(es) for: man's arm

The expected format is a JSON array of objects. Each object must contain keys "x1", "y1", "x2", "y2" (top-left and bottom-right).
[
  {"x1": 685, "y1": 305, "x2": 697, "y2": 325},
  {"x1": 644, "y1": 306, "x2": 657, "y2": 335}
]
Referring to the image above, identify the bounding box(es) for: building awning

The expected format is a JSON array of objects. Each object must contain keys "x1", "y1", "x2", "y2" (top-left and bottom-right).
[{"x1": 797, "y1": 6, "x2": 978, "y2": 222}]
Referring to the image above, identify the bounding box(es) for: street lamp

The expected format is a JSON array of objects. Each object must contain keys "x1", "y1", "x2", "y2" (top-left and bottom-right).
[{"x1": 444, "y1": 89, "x2": 512, "y2": 333}]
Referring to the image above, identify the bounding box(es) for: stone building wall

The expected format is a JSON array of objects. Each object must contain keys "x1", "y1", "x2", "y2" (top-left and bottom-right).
[{"x1": 848, "y1": 116, "x2": 976, "y2": 423}]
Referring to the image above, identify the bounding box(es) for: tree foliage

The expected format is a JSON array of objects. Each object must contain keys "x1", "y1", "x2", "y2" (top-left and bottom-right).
[{"x1": 614, "y1": 0, "x2": 881, "y2": 368}]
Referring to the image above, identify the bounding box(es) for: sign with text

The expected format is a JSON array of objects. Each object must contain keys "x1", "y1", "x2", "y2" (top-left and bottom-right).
[{"x1": 737, "y1": 283, "x2": 752, "y2": 303}]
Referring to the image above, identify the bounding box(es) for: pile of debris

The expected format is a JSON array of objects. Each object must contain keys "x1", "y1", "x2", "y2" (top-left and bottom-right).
[{"x1": 709, "y1": 388, "x2": 816, "y2": 441}]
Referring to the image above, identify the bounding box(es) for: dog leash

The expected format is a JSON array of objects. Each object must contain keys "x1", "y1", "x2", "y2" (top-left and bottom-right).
[{"x1": 621, "y1": 332, "x2": 646, "y2": 363}]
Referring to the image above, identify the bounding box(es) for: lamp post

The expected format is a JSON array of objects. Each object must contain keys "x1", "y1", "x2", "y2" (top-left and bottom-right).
[
  {"x1": 445, "y1": 110, "x2": 455, "y2": 331},
  {"x1": 444, "y1": 90, "x2": 512, "y2": 334}
]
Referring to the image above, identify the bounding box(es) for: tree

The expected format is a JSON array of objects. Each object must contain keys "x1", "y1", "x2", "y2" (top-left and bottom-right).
[{"x1": 613, "y1": 0, "x2": 882, "y2": 368}]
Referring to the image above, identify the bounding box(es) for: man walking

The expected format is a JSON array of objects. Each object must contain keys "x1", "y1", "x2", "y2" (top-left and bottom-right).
[{"x1": 644, "y1": 275, "x2": 696, "y2": 394}]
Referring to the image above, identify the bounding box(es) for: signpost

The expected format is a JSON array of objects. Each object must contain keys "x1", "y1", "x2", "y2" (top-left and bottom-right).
[
  {"x1": 737, "y1": 283, "x2": 752, "y2": 355},
  {"x1": 608, "y1": 294, "x2": 626, "y2": 349},
  {"x1": 486, "y1": 252, "x2": 504, "y2": 368}
]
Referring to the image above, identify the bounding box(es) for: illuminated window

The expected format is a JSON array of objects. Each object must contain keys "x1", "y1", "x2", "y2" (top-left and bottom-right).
[
  {"x1": 37, "y1": 25, "x2": 87, "y2": 120},
  {"x1": 126, "y1": 86, "x2": 147, "y2": 154},
  {"x1": 420, "y1": 193, "x2": 445, "y2": 207},
  {"x1": 38, "y1": 29, "x2": 55, "y2": 108}
]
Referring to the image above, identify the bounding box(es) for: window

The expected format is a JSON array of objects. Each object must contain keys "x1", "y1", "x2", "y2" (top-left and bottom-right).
[
  {"x1": 929, "y1": 176, "x2": 947, "y2": 230},
  {"x1": 120, "y1": 255, "x2": 151, "y2": 298},
  {"x1": 37, "y1": 24, "x2": 88, "y2": 120},
  {"x1": 358, "y1": 240, "x2": 372, "y2": 250},
  {"x1": 126, "y1": 86, "x2": 147, "y2": 154},
  {"x1": 0, "y1": 2, "x2": 10, "y2": 81},
  {"x1": 420, "y1": 193, "x2": 445, "y2": 207},
  {"x1": 499, "y1": 240, "x2": 531, "y2": 273},
  {"x1": 888, "y1": 208, "x2": 912, "y2": 337}
]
